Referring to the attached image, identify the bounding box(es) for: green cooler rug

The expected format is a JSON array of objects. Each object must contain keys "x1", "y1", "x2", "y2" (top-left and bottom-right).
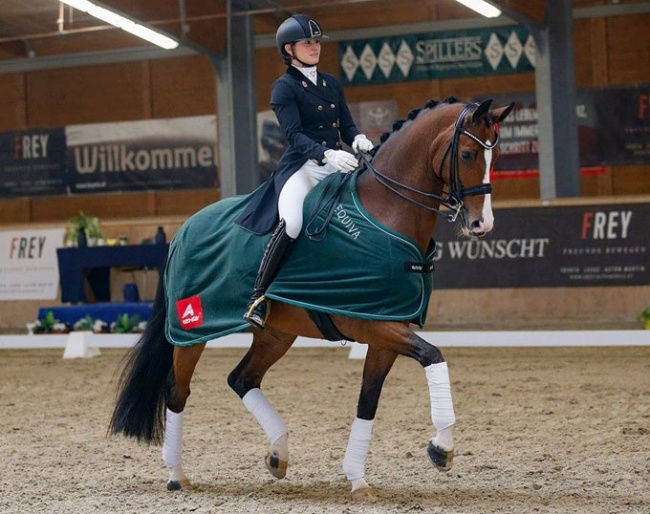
[{"x1": 165, "y1": 172, "x2": 436, "y2": 346}]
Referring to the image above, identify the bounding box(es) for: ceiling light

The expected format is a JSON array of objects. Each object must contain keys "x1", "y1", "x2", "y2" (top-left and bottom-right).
[
  {"x1": 454, "y1": 0, "x2": 502, "y2": 18},
  {"x1": 58, "y1": 0, "x2": 179, "y2": 49}
]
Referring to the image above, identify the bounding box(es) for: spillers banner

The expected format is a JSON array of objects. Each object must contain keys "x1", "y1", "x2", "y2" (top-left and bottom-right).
[
  {"x1": 0, "y1": 128, "x2": 68, "y2": 196},
  {"x1": 339, "y1": 26, "x2": 535, "y2": 86},
  {"x1": 65, "y1": 115, "x2": 218, "y2": 193},
  {"x1": 432, "y1": 203, "x2": 649, "y2": 288},
  {"x1": 482, "y1": 86, "x2": 650, "y2": 173}
]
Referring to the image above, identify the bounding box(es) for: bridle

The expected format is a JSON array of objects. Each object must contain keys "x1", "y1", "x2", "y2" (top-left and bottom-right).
[{"x1": 362, "y1": 102, "x2": 499, "y2": 222}]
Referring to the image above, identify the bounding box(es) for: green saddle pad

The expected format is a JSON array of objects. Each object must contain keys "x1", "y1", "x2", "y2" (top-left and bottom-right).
[{"x1": 164, "y1": 172, "x2": 435, "y2": 346}]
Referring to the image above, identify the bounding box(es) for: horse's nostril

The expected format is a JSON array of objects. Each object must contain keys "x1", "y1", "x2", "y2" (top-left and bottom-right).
[{"x1": 470, "y1": 218, "x2": 484, "y2": 230}]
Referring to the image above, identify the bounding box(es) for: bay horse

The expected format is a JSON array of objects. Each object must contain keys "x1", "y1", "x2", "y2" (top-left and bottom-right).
[{"x1": 109, "y1": 97, "x2": 513, "y2": 502}]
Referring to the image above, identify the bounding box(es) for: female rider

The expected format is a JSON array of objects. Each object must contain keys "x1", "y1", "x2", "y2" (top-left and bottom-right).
[{"x1": 239, "y1": 14, "x2": 374, "y2": 328}]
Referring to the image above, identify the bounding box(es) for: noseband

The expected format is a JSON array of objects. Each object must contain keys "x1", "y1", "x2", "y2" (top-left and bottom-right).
[{"x1": 363, "y1": 102, "x2": 499, "y2": 222}]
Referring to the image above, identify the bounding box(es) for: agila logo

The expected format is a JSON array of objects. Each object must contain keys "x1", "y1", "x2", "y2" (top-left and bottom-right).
[{"x1": 176, "y1": 295, "x2": 204, "y2": 329}]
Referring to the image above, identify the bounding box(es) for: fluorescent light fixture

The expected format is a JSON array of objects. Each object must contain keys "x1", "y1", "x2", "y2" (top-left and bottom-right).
[
  {"x1": 58, "y1": 0, "x2": 179, "y2": 49},
  {"x1": 454, "y1": 0, "x2": 502, "y2": 18}
]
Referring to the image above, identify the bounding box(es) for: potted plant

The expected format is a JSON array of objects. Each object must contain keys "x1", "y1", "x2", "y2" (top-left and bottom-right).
[
  {"x1": 67, "y1": 211, "x2": 104, "y2": 246},
  {"x1": 639, "y1": 307, "x2": 650, "y2": 330}
]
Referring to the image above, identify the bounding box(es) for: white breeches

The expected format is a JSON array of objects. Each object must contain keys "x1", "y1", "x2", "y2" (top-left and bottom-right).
[{"x1": 278, "y1": 160, "x2": 338, "y2": 239}]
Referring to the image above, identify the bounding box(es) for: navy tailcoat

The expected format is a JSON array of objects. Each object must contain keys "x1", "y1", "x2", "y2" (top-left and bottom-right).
[{"x1": 237, "y1": 66, "x2": 360, "y2": 234}]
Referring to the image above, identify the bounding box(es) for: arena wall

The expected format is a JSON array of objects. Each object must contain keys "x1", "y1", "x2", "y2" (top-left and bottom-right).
[
  {"x1": 1, "y1": 2, "x2": 648, "y2": 331},
  {"x1": 1, "y1": 195, "x2": 647, "y2": 332}
]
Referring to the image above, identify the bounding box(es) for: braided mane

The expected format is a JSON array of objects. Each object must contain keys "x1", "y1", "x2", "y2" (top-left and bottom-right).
[{"x1": 370, "y1": 96, "x2": 460, "y2": 156}]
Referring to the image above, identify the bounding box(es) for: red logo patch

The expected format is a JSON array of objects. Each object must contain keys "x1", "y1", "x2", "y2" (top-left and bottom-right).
[{"x1": 176, "y1": 295, "x2": 204, "y2": 330}]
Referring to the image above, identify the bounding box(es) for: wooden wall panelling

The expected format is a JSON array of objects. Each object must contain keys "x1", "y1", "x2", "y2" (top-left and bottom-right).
[
  {"x1": 150, "y1": 55, "x2": 216, "y2": 118},
  {"x1": 26, "y1": 63, "x2": 150, "y2": 127},
  {"x1": 611, "y1": 166, "x2": 650, "y2": 196},
  {"x1": 0, "y1": 72, "x2": 27, "y2": 131},
  {"x1": 493, "y1": 0, "x2": 546, "y2": 25},
  {"x1": 492, "y1": 177, "x2": 541, "y2": 200},
  {"x1": 573, "y1": 19, "x2": 595, "y2": 88},
  {"x1": 606, "y1": 14, "x2": 650, "y2": 85},
  {"x1": 580, "y1": 168, "x2": 613, "y2": 196},
  {"x1": 141, "y1": 60, "x2": 153, "y2": 118},
  {"x1": 0, "y1": 197, "x2": 30, "y2": 223},
  {"x1": 29, "y1": 191, "x2": 156, "y2": 222},
  {"x1": 587, "y1": 17, "x2": 609, "y2": 87},
  {"x1": 154, "y1": 188, "x2": 219, "y2": 216}
]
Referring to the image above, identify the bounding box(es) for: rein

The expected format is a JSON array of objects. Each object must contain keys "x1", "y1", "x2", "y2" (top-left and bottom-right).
[{"x1": 363, "y1": 102, "x2": 499, "y2": 223}]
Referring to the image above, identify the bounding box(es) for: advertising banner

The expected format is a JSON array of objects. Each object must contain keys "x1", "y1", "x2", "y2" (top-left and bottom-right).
[
  {"x1": 339, "y1": 26, "x2": 535, "y2": 86},
  {"x1": 0, "y1": 128, "x2": 68, "y2": 196},
  {"x1": 484, "y1": 87, "x2": 650, "y2": 172},
  {"x1": 0, "y1": 228, "x2": 66, "y2": 300},
  {"x1": 432, "y1": 203, "x2": 648, "y2": 288},
  {"x1": 65, "y1": 115, "x2": 218, "y2": 193}
]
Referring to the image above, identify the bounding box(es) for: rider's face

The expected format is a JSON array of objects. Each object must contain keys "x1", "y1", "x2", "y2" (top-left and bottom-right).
[{"x1": 287, "y1": 39, "x2": 321, "y2": 65}]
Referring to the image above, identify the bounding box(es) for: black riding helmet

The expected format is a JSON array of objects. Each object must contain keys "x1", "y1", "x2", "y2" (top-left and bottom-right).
[{"x1": 276, "y1": 14, "x2": 328, "y2": 65}]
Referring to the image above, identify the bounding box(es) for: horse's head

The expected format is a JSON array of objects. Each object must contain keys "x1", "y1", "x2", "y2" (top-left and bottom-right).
[{"x1": 432, "y1": 99, "x2": 514, "y2": 238}]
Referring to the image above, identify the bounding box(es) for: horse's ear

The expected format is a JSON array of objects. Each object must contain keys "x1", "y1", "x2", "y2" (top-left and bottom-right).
[
  {"x1": 472, "y1": 99, "x2": 493, "y2": 123},
  {"x1": 491, "y1": 101, "x2": 515, "y2": 123}
]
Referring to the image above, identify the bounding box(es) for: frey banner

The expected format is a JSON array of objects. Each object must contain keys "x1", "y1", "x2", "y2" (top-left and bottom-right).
[
  {"x1": 65, "y1": 116, "x2": 218, "y2": 193},
  {"x1": 339, "y1": 26, "x2": 535, "y2": 86},
  {"x1": 432, "y1": 203, "x2": 648, "y2": 288},
  {"x1": 0, "y1": 228, "x2": 66, "y2": 300},
  {"x1": 0, "y1": 128, "x2": 68, "y2": 196}
]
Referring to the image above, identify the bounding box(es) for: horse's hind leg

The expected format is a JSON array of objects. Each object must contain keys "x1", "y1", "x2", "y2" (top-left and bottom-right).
[
  {"x1": 227, "y1": 328, "x2": 296, "y2": 479},
  {"x1": 343, "y1": 347, "x2": 398, "y2": 502},
  {"x1": 164, "y1": 342, "x2": 206, "y2": 491}
]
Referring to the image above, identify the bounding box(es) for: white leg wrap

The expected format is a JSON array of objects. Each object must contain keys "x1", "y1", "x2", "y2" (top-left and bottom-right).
[
  {"x1": 343, "y1": 417, "x2": 375, "y2": 482},
  {"x1": 425, "y1": 362, "x2": 456, "y2": 451},
  {"x1": 242, "y1": 388, "x2": 288, "y2": 444},
  {"x1": 162, "y1": 409, "x2": 184, "y2": 473}
]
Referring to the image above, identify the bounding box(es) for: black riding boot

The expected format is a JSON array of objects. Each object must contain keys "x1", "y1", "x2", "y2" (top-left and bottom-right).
[{"x1": 244, "y1": 220, "x2": 295, "y2": 329}]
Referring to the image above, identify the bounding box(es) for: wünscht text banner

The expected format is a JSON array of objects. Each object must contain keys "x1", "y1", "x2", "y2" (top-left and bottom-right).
[{"x1": 432, "y1": 203, "x2": 648, "y2": 288}]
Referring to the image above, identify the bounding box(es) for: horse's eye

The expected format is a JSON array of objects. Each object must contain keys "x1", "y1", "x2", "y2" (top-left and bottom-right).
[{"x1": 461, "y1": 150, "x2": 475, "y2": 161}]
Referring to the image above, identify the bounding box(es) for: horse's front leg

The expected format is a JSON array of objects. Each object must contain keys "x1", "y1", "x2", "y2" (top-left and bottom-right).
[
  {"x1": 344, "y1": 346, "x2": 398, "y2": 502},
  {"x1": 163, "y1": 342, "x2": 206, "y2": 491},
  {"x1": 385, "y1": 325, "x2": 456, "y2": 470},
  {"x1": 227, "y1": 327, "x2": 296, "y2": 479},
  {"x1": 339, "y1": 320, "x2": 456, "y2": 475}
]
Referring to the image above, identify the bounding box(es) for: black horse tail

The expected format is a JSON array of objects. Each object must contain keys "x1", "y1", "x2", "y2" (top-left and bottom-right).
[{"x1": 109, "y1": 277, "x2": 172, "y2": 445}]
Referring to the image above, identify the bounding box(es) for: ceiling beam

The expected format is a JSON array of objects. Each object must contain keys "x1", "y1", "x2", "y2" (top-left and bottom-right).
[{"x1": 0, "y1": 45, "x2": 198, "y2": 74}]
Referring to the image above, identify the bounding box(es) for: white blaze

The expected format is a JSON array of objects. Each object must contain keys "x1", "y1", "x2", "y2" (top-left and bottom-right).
[{"x1": 481, "y1": 142, "x2": 494, "y2": 231}]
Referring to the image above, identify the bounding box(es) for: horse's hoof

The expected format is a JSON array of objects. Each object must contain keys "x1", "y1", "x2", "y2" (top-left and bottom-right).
[
  {"x1": 427, "y1": 441, "x2": 454, "y2": 471},
  {"x1": 351, "y1": 486, "x2": 378, "y2": 503},
  {"x1": 265, "y1": 450, "x2": 288, "y2": 479},
  {"x1": 166, "y1": 478, "x2": 192, "y2": 491}
]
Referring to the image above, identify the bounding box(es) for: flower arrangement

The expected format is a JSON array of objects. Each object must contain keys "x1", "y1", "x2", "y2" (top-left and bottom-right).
[
  {"x1": 111, "y1": 313, "x2": 146, "y2": 334},
  {"x1": 32, "y1": 311, "x2": 70, "y2": 334},
  {"x1": 29, "y1": 313, "x2": 146, "y2": 334}
]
